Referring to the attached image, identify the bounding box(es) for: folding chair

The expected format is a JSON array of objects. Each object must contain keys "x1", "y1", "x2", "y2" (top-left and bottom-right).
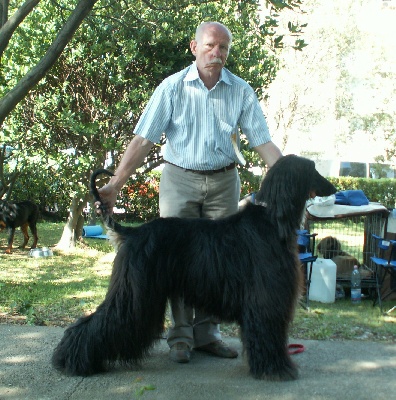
[
  {"x1": 297, "y1": 230, "x2": 318, "y2": 309},
  {"x1": 370, "y1": 234, "x2": 396, "y2": 313}
]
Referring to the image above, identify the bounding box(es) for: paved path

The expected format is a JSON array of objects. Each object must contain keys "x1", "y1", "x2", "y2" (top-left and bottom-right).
[{"x1": 0, "y1": 325, "x2": 395, "y2": 399}]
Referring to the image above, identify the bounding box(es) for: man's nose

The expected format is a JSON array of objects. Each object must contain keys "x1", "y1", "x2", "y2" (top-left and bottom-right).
[{"x1": 211, "y1": 45, "x2": 222, "y2": 57}]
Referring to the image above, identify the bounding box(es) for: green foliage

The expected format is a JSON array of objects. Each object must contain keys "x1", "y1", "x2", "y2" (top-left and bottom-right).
[
  {"x1": 329, "y1": 177, "x2": 396, "y2": 209},
  {"x1": 239, "y1": 134, "x2": 267, "y2": 193},
  {"x1": 10, "y1": 163, "x2": 70, "y2": 218},
  {"x1": 239, "y1": 166, "x2": 263, "y2": 198},
  {"x1": 133, "y1": 377, "x2": 156, "y2": 398}
]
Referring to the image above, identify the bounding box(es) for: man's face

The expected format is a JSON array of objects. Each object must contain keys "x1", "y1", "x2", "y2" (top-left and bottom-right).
[{"x1": 190, "y1": 25, "x2": 230, "y2": 74}]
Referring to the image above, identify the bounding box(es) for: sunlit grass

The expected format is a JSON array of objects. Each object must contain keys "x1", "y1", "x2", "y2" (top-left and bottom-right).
[
  {"x1": 290, "y1": 299, "x2": 395, "y2": 342},
  {"x1": 0, "y1": 222, "x2": 114, "y2": 326}
]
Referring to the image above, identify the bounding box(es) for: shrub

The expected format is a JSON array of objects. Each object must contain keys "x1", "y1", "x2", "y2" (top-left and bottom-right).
[{"x1": 119, "y1": 171, "x2": 161, "y2": 222}]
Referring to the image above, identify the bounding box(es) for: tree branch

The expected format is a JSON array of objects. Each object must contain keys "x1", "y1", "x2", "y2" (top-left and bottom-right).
[
  {"x1": 0, "y1": 0, "x2": 40, "y2": 58},
  {"x1": 0, "y1": 0, "x2": 99, "y2": 126},
  {"x1": 0, "y1": 0, "x2": 9, "y2": 27}
]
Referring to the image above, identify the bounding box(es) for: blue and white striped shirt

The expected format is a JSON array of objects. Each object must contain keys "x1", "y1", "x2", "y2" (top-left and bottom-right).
[{"x1": 134, "y1": 62, "x2": 271, "y2": 170}]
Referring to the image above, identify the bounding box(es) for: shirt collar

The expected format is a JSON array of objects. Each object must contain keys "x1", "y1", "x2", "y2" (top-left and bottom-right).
[{"x1": 184, "y1": 62, "x2": 232, "y2": 86}]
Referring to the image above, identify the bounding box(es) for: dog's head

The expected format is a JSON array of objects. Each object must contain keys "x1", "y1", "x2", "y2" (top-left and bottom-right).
[
  {"x1": 309, "y1": 165, "x2": 337, "y2": 198},
  {"x1": 256, "y1": 155, "x2": 336, "y2": 203},
  {"x1": 0, "y1": 200, "x2": 17, "y2": 221},
  {"x1": 255, "y1": 155, "x2": 337, "y2": 239},
  {"x1": 317, "y1": 236, "x2": 343, "y2": 258}
]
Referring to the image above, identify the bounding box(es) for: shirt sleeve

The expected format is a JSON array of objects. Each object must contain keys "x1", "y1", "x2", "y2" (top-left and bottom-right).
[
  {"x1": 133, "y1": 79, "x2": 173, "y2": 143},
  {"x1": 238, "y1": 89, "x2": 272, "y2": 148}
]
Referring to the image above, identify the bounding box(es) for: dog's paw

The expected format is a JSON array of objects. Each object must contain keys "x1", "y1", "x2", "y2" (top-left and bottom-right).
[
  {"x1": 253, "y1": 362, "x2": 299, "y2": 381},
  {"x1": 264, "y1": 365, "x2": 299, "y2": 381}
]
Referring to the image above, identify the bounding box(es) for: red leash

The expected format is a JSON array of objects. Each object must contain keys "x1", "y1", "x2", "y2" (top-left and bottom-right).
[{"x1": 288, "y1": 343, "x2": 305, "y2": 355}]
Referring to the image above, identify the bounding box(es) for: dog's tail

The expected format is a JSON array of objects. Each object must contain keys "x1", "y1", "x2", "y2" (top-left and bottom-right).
[{"x1": 90, "y1": 169, "x2": 126, "y2": 248}]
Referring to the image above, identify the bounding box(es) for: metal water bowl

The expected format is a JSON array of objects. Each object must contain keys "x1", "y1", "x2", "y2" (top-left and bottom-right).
[{"x1": 29, "y1": 247, "x2": 53, "y2": 258}]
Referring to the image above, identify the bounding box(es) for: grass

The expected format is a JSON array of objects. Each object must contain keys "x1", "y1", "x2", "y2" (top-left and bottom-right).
[
  {"x1": 0, "y1": 222, "x2": 114, "y2": 326},
  {"x1": 0, "y1": 222, "x2": 395, "y2": 342}
]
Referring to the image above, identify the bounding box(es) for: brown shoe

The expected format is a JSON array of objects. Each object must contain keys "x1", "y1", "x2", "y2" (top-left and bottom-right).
[
  {"x1": 195, "y1": 340, "x2": 238, "y2": 358},
  {"x1": 169, "y1": 342, "x2": 191, "y2": 363}
]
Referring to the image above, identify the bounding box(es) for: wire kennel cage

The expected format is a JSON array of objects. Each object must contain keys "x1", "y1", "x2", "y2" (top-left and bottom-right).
[{"x1": 306, "y1": 209, "x2": 389, "y2": 294}]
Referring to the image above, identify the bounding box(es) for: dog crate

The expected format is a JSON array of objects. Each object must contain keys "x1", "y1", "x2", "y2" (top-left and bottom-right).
[{"x1": 305, "y1": 206, "x2": 389, "y2": 295}]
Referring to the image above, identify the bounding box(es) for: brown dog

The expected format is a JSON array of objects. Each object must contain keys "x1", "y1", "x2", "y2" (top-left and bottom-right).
[
  {"x1": 0, "y1": 200, "x2": 39, "y2": 253},
  {"x1": 317, "y1": 236, "x2": 363, "y2": 278}
]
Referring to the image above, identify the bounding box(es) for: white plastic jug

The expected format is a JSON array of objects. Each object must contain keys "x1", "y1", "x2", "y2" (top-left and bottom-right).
[{"x1": 308, "y1": 258, "x2": 337, "y2": 303}]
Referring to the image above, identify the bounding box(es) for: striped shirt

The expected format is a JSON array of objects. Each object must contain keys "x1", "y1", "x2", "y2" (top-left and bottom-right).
[{"x1": 134, "y1": 62, "x2": 271, "y2": 170}]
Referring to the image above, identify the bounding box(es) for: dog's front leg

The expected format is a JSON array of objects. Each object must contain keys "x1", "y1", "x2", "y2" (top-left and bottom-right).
[
  {"x1": 5, "y1": 227, "x2": 16, "y2": 254},
  {"x1": 241, "y1": 309, "x2": 298, "y2": 381}
]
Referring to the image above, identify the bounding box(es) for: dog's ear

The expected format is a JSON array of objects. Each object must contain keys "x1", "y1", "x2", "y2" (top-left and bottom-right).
[{"x1": 255, "y1": 155, "x2": 319, "y2": 239}]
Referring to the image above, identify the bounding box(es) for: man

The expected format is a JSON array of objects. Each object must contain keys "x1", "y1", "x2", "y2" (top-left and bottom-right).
[{"x1": 97, "y1": 21, "x2": 282, "y2": 364}]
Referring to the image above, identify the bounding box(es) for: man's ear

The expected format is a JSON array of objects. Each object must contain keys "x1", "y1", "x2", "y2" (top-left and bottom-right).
[{"x1": 190, "y1": 40, "x2": 197, "y2": 56}]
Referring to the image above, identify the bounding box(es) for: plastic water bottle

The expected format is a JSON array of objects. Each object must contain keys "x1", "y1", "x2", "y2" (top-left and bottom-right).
[{"x1": 351, "y1": 265, "x2": 361, "y2": 304}]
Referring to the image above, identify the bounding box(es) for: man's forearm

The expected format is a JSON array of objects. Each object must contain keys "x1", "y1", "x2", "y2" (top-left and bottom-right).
[
  {"x1": 109, "y1": 135, "x2": 154, "y2": 191},
  {"x1": 253, "y1": 141, "x2": 282, "y2": 168}
]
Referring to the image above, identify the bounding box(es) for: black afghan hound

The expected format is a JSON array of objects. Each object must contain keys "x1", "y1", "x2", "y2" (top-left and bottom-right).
[{"x1": 52, "y1": 155, "x2": 336, "y2": 381}]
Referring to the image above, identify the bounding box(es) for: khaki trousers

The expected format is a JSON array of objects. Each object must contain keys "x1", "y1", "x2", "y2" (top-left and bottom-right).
[{"x1": 159, "y1": 163, "x2": 241, "y2": 348}]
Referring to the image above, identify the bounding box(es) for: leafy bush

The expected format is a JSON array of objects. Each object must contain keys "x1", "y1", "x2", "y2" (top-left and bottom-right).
[
  {"x1": 239, "y1": 167, "x2": 263, "y2": 197},
  {"x1": 119, "y1": 171, "x2": 161, "y2": 222},
  {"x1": 9, "y1": 165, "x2": 72, "y2": 220}
]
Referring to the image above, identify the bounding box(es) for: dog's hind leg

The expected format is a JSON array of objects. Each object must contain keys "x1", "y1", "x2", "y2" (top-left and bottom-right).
[
  {"x1": 19, "y1": 223, "x2": 30, "y2": 249},
  {"x1": 241, "y1": 307, "x2": 298, "y2": 381},
  {"x1": 52, "y1": 290, "x2": 167, "y2": 376},
  {"x1": 52, "y1": 245, "x2": 168, "y2": 376}
]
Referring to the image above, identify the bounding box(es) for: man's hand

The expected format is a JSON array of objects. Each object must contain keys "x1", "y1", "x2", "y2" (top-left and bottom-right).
[{"x1": 95, "y1": 183, "x2": 118, "y2": 215}]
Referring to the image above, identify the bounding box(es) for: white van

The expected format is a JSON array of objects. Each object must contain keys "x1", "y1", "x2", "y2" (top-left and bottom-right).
[{"x1": 313, "y1": 160, "x2": 396, "y2": 179}]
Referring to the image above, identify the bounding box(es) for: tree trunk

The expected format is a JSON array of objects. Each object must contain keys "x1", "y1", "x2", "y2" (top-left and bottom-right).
[
  {"x1": 0, "y1": 0, "x2": 99, "y2": 125},
  {"x1": 56, "y1": 191, "x2": 90, "y2": 251}
]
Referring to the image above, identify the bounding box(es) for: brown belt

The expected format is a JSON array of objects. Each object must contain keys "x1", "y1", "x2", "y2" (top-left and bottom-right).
[{"x1": 166, "y1": 162, "x2": 236, "y2": 175}]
